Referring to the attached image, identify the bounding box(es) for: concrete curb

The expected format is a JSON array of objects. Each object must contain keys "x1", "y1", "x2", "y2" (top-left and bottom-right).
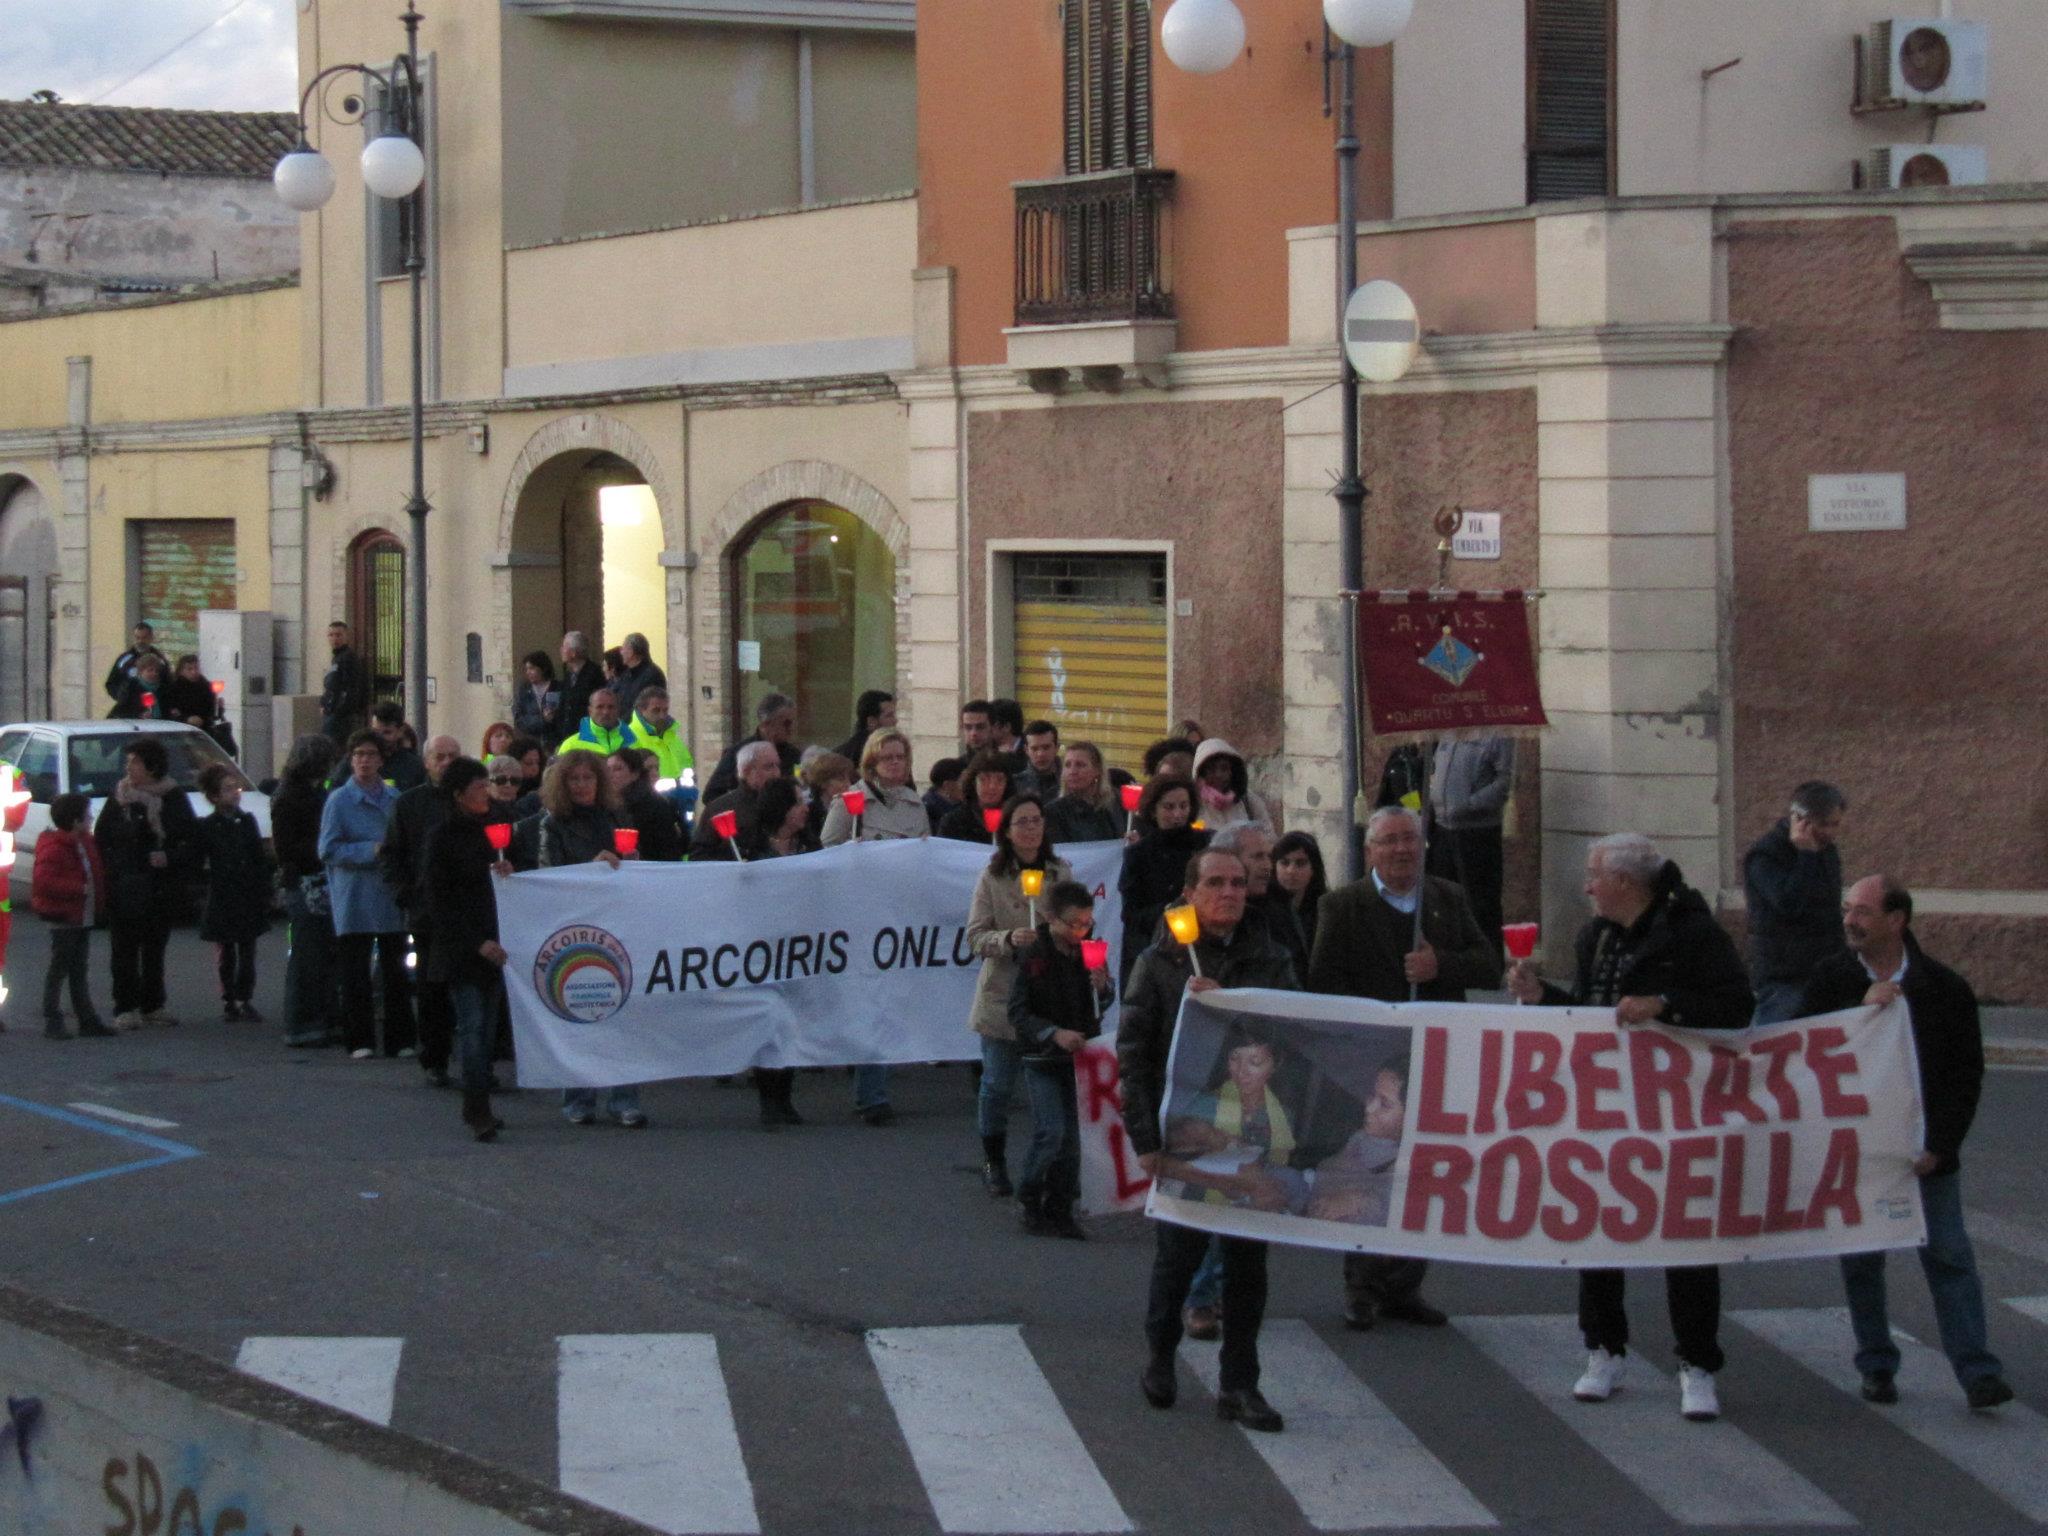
[{"x1": 1987, "y1": 1038, "x2": 2048, "y2": 1068}]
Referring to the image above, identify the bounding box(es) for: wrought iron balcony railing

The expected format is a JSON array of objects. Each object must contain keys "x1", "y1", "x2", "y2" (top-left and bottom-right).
[{"x1": 1013, "y1": 167, "x2": 1175, "y2": 327}]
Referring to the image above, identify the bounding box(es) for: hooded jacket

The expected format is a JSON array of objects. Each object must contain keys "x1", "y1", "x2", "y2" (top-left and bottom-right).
[
  {"x1": 1538, "y1": 859, "x2": 1754, "y2": 1032},
  {"x1": 1190, "y1": 738, "x2": 1273, "y2": 834}
]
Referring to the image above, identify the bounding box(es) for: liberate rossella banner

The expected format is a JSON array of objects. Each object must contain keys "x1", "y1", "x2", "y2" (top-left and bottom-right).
[{"x1": 1147, "y1": 989, "x2": 1928, "y2": 1268}]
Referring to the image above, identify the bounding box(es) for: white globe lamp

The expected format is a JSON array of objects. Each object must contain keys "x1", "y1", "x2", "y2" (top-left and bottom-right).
[
  {"x1": 273, "y1": 141, "x2": 337, "y2": 212},
  {"x1": 361, "y1": 131, "x2": 426, "y2": 199},
  {"x1": 1324, "y1": 0, "x2": 1414, "y2": 49},
  {"x1": 1160, "y1": 0, "x2": 1246, "y2": 76}
]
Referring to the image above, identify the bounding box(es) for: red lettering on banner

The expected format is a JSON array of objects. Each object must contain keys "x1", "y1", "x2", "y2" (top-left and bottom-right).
[
  {"x1": 1569, "y1": 1032, "x2": 1627, "y2": 1132},
  {"x1": 1662, "y1": 1135, "x2": 1717, "y2": 1240},
  {"x1": 1628, "y1": 1032, "x2": 1697, "y2": 1132},
  {"x1": 1417, "y1": 1026, "x2": 1469, "y2": 1135},
  {"x1": 1078, "y1": 1045, "x2": 1122, "y2": 1123},
  {"x1": 1474, "y1": 1030, "x2": 1503, "y2": 1135},
  {"x1": 1716, "y1": 1135, "x2": 1764, "y2": 1238},
  {"x1": 1806, "y1": 1127, "x2": 1862, "y2": 1228},
  {"x1": 1403, "y1": 1145, "x2": 1474, "y2": 1234},
  {"x1": 1602, "y1": 1137, "x2": 1662, "y2": 1242},
  {"x1": 1750, "y1": 1034, "x2": 1804, "y2": 1120},
  {"x1": 1540, "y1": 1139, "x2": 1602, "y2": 1242},
  {"x1": 1475, "y1": 1136, "x2": 1542, "y2": 1239},
  {"x1": 1806, "y1": 1028, "x2": 1871, "y2": 1117},
  {"x1": 1104, "y1": 1123, "x2": 1151, "y2": 1202},
  {"x1": 1762, "y1": 1130, "x2": 1809, "y2": 1231},
  {"x1": 1701, "y1": 1050, "x2": 1768, "y2": 1127},
  {"x1": 1504, "y1": 1032, "x2": 1567, "y2": 1131}
]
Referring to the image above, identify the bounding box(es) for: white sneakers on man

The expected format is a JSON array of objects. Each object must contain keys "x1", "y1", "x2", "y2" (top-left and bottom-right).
[
  {"x1": 1678, "y1": 1364, "x2": 1720, "y2": 1421},
  {"x1": 1573, "y1": 1348, "x2": 1622, "y2": 1401}
]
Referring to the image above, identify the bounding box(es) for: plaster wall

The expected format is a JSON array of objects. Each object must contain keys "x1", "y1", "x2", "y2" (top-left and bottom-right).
[{"x1": 0, "y1": 166, "x2": 297, "y2": 285}]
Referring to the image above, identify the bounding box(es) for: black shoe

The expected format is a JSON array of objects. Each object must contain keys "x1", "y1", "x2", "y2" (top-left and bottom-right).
[
  {"x1": 1861, "y1": 1370, "x2": 1898, "y2": 1404},
  {"x1": 240, "y1": 1002, "x2": 264, "y2": 1023},
  {"x1": 43, "y1": 1021, "x2": 72, "y2": 1040},
  {"x1": 758, "y1": 1104, "x2": 784, "y2": 1129},
  {"x1": 468, "y1": 1116, "x2": 503, "y2": 1143},
  {"x1": 981, "y1": 1136, "x2": 1012, "y2": 1197},
  {"x1": 1141, "y1": 1357, "x2": 1177, "y2": 1409},
  {"x1": 1342, "y1": 1296, "x2": 1377, "y2": 1332},
  {"x1": 222, "y1": 1001, "x2": 244, "y2": 1022},
  {"x1": 1019, "y1": 1201, "x2": 1053, "y2": 1236},
  {"x1": 862, "y1": 1104, "x2": 896, "y2": 1127},
  {"x1": 1379, "y1": 1294, "x2": 1449, "y2": 1327},
  {"x1": 1216, "y1": 1388, "x2": 1284, "y2": 1433},
  {"x1": 775, "y1": 1103, "x2": 804, "y2": 1126},
  {"x1": 77, "y1": 1019, "x2": 116, "y2": 1039},
  {"x1": 1044, "y1": 1210, "x2": 1087, "y2": 1241},
  {"x1": 425, "y1": 1067, "x2": 453, "y2": 1088},
  {"x1": 1967, "y1": 1376, "x2": 2016, "y2": 1411}
]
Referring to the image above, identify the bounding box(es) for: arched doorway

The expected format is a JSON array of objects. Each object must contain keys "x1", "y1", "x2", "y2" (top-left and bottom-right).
[
  {"x1": 0, "y1": 477, "x2": 56, "y2": 723},
  {"x1": 504, "y1": 450, "x2": 667, "y2": 686},
  {"x1": 729, "y1": 500, "x2": 895, "y2": 742},
  {"x1": 347, "y1": 530, "x2": 407, "y2": 707}
]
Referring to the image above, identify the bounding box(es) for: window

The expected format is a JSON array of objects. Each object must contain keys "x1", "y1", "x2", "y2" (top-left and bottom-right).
[
  {"x1": 1065, "y1": 0, "x2": 1153, "y2": 174},
  {"x1": 366, "y1": 72, "x2": 430, "y2": 280},
  {"x1": 349, "y1": 531, "x2": 408, "y2": 708},
  {"x1": 66, "y1": 729, "x2": 246, "y2": 799},
  {"x1": 14, "y1": 731, "x2": 56, "y2": 803},
  {"x1": 1526, "y1": 0, "x2": 1613, "y2": 202}
]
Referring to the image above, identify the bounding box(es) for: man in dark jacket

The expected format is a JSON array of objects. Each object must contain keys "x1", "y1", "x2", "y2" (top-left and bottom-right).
[
  {"x1": 691, "y1": 740, "x2": 781, "y2": 859},
  {"x1": 702, "y1": 692, "x2": 802, "y2": 803},
  {"x1": 1743, "y1": 780, "x2": 1848, "y2": 1022},
  {"x1": 1310, "y1": 806, "x2": 1500, "y2": 1331},
  {"x1": 610, "y1": 632, "x2": 667, "y2": 719},
  {"x1": 834, "y1": 689, "x2": 896, "y2": 767},
  {"x1": 1007, "y1": 879, "x2": 1112, "y2": 1240},
  {"x1": 421, "y1": 757, "x2": 512, "y2": 1140},
  {"x1": 320, "y1": 622, "x2": 371, "y2": 745},
  {"x1": 556, "y1": 630, "x2": 607, "y2": 738},
  {"x1": 1800, "y1": 875, "x2": 2014, "y2": 1411},
  {"x1": 379, "y1": 735, "x2": 462, "y2": 1085},
  {"x1": 104, "y1": 621, "x2": 165, "y2": 704},
  {"x1": 1507, "y1": 832, "x2": 1753, "y2": 1424},
  {"x1": 1120, "y1": 846, "x2": 1299, "y2": 1434}
]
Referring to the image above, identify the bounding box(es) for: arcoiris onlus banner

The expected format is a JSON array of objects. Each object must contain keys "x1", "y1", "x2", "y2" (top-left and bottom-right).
[{"x1": 1147, "y1": 989, "x2": 1926, "y2": 1268}]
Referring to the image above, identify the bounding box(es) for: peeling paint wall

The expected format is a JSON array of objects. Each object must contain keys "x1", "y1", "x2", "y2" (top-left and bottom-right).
[{"x1": 0, "y1": 167, "x2": 298, "y2": 287}]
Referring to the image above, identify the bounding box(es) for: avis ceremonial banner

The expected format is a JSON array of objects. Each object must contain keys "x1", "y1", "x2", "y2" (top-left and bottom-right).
[
  {"x1": 1356, "y1": 592, "x2": 1547, "y2": 742},
  {"x1": 1147, "y1": 989, "x2": 1926, "y2": 1268}
]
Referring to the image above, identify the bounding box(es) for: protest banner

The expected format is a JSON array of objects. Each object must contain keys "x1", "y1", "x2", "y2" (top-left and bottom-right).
[
  {"x1": 1356, "y1": 592, "x2": 1547, "y2": 743},
  {"x1": 494, "y1": 838, "x2": 1150, "y2": 1212},
  {"x1": 1146, "y1": 988, "x2": 1926, "y2": 1268}
]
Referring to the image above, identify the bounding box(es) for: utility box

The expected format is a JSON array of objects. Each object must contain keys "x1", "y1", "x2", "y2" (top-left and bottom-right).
[{"x1": 198, "y1": 609, "x2": 275, "y2": 779}]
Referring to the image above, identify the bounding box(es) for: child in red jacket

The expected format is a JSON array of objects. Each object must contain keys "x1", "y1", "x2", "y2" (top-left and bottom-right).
[{"x1": 30, "y1": 792, "x2": 112, "y2": 1038}]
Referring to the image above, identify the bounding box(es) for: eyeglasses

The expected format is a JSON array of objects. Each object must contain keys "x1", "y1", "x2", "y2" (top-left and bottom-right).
[{"x1": 489, "y1": 776, "x2": 520, "y2": 786}]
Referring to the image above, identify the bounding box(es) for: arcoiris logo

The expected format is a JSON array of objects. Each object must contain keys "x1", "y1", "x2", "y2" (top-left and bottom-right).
[{"x1": 533, "y1": 924, "x2": 633, "y2": 1022}]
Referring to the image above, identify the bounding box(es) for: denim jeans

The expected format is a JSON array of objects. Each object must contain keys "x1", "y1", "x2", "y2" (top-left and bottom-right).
[
  {"x1": 282, "y1": 888, "x2": 339, "y2": 1044},
  {"x1": 976, "y1": 1037, "x2": 1022, "y2": 1139},
  {"x1": 854, "y1": 1063, "x2": 891, "y2": 1112},
  {"x1": 448, "y1": 981, "x2": 498, "y2": 1100},
  {"x1": 563, "y1": 1084, "x2": 641, "y2": 1119},
  {"x1": 1841, "y1": 1168, "x2": 2001, "y2": 1386},
  {"x1": 1018, "y1": 1059, "x2": 1079, "y2": 1214},
  {"x1": 1752, "y1": 979, "x2": 1807, "y2": 1026},
  {"x1": 1186, "y1": 1238, "x2": 1224, "y2": 1312}
]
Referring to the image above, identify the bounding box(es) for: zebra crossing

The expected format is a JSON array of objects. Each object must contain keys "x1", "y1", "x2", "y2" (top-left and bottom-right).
[{"x1": 232, "y1": 1298, "x2": 2048, "y2": 1535}]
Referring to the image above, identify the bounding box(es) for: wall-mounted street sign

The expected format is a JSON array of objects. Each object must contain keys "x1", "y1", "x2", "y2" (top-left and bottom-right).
[
  {"x1": 1343, "y1": 279, "x2": 1421, "y2": 383},
  {"x1": 1452, "y1": 511, "x2": 1503, "y2": 560},
  {"x1": 1809, "y1": 474, "x2": 1907, "y2": 532}
]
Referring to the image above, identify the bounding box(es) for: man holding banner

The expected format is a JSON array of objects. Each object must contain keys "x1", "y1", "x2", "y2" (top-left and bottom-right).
[{"x1": 1508, "y1": 832, "x2": 1754, "y2": 1422}]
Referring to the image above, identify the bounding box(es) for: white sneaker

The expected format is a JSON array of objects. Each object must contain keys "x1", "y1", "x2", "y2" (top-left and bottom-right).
[
  {"x1": 349, "y1": 1047, "x2": 375, "y2": 1060},
  {"x1": 1574, "y1": 1348, "x2": 1622, "y2": 1401},
  {"x1": 1678, "y1": 1364, "x2": 1719, "y2": 1422},
  {"x1": 113, "y1": 1011, "x2": 144, "y2": 1031}
]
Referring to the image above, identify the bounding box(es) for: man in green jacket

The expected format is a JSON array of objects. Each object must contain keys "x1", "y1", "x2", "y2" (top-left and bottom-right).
[
  {"x1": 621, "y1": 686, "x2": 694, "y2": 786},
  {"x1": 558, "y1": 688, "x2": 626, "y2": 757}
]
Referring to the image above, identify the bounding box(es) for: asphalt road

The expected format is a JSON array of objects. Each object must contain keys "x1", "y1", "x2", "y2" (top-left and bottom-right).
[{"x1": 8, "y1": 917, "x2": 2048, "y2": 1536}]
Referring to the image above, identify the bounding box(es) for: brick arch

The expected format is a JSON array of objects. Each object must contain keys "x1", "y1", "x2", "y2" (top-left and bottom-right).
[{"x1": 495, "y1": 412, "x2": 679, "y2": 553}]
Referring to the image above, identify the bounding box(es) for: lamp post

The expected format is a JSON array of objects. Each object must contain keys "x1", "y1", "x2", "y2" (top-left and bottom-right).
[
  {"x1": 273, "y1": 2, "x2": 432, "y2": 734},
  {"x1": 1160, "y1": 0, "x2": 1416, "y2": 882}
]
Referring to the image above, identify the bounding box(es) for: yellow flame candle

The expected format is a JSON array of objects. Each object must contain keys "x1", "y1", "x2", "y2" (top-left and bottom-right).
[
  {"x1": 1164, "y1": 904, "x2": 1201, "y2": 947},
  {"x1": 1019, "y1": 868, "x2": 1044, "y2": 898}
]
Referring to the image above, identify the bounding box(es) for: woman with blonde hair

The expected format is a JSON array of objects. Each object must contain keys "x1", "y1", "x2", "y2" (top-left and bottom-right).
[{"x1": 821, "y1": 727, "x2": 929, "y2": 844}]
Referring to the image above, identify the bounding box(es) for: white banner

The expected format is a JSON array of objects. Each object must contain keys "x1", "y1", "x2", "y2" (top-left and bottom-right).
[{"x1": 1147, "y1": 990, "x2": 1927, "y2": 1268}]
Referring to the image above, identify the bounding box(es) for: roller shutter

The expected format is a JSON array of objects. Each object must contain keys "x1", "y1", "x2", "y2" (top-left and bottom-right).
[
  {"x1": 1528, "y1": 0, "x2": 1612, "y2": 201},
  {"x1": 1012, "y1": 554, "x2": 1167, "y2": 776},
  {"x1": 134, "y1": 519, "x2": 236, "y2": 660}
]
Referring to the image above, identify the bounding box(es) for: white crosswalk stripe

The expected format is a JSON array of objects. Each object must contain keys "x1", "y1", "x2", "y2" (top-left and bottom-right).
[
  {"x1": 2004, "y1": 1294, "x2": 2048, "y2": 1330},
  {"x1": 557, "y1": 1333, "x2": 760, "y2": 1535},
  {"x1": 1179, "y1": 1318, "x2": 1495, "y2": 1529},
  {"x1": 1736, "y1": 1306, "x2": 2048, "y2": 1522},
  {"x1": 866, "y1": 1323, "x2": 1132, "y2": 1533},
  {"x1": 234, "y1": 1335, "x2": 404, "y2": 1426},
  {"x1": 1458, "y1": 1314, "x2": 1853, "y2": 1527}
]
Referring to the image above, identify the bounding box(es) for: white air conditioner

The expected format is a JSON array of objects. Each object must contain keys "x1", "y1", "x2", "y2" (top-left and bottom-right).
[
  {"x1": 1866, "y1": 18, "x2": 1989, "y2": 106},
  {"x1": 1868, "y1": 143, "x2": 1988, "y2": 189}
]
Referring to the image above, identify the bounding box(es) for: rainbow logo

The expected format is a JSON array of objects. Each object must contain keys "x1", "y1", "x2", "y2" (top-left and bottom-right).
[{"x1": 532, "y1": 924, "x2": 634, "y2": 1023}]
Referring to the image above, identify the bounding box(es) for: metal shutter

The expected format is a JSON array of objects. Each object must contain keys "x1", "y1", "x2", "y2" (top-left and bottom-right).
[
  {"x1": 1527, "y1": 0, "x2": 1611, "y2": 202},
  {"x1": 1065, "y1": 0, "x2": 1153, "y2": 175},
  {"x1": 135, "y1": 520, "x2": 237, "y2": 660},
  {"x1": 1012, "y1": 554, "x2": 1168, "y2": 776}
]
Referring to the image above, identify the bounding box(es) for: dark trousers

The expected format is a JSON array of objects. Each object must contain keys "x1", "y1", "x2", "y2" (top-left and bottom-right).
[
  {"x1": 283, "y1": 889, "x2": 339, "y2": 1044},
  {"x1": 753, "y1": 1067, "x2": 796, "y2": 1110},
  {"x1": 43, "y1": 926, "x2": 99, "y2": 1024},
  {"x1": 109, "y1": 910, "x2": 170, "y2": 1015},
  {"x1": 1344, "y1": 1253, "x2": 1428, "y2": 1307},
  {"x1": 410, "y1": 928, "x2": 455, "y2": 1072},
  {"x1": 1147, "y1": 1223, "x2": 1268, "y2": 1392},
  {"x1": 1579, "y1": 1265, "x2": 1725, "y2": 1373},
  {"x1": 215, "y1": 938, "x2": 257, "y2": 1003},
  {"x1": 1429, "y1": 823, "x2": 1505, "y2": 946},
  {"x1": 336, "y1": 931, "x2": 415, "y2": 1054}
]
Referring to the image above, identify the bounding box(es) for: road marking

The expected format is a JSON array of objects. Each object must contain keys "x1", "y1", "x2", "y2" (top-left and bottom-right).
[
  {"x1": 236, "y1": 1336, "x2": 403, "y2": 1425},
  {"x1": 1459, "y1": 1313, "x2": 1851, "y2": 1527},
  {"x1": 0, "y1": 1091, "x2": 201, "y2": 1206},
  {"x1": 558, "y1": 1333, "x2": 759, "y2": 1536},
  {"x1": 1178, "y1": 1319, "x2": 1494, "y2": 1529},
  {"x1": 2006, "y1": 1296, "x2": 2048, "y2": 1328},
  {"x1": 867, "y1": 1324, "x2": 1131, "y2": 1533},
  {"x1": 1968, "y1": 1209, "x2": 2048, "y2": 1267},
  {"x1": 65, "y1": 1101, "x2": 179, "y2": 1130},
  {"x1": 1736, "y1": 1306, "x2": 2048, "y2": 1521}
]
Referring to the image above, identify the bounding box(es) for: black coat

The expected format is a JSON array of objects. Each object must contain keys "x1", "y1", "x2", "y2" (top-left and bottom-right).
[
  {"x1": 381, "y1": 747, "x2": 427, "y2": 793},
  {"x1": 1743, "y1": 820, "x2": 1845, "y2": 987},
  {"x1": 1117, "y1": 824, "x2": 1211, "y2": 983},
  {"x1": 1539, "y1": 860, "x2": 1754, "y2": 1031},
  {"x1": 93, "y1": 784, "x2": 199, "y2": 918},
  {"x1": 557, "y1": 660, "x2": 607, "y2": 737},
  {"x1": 270, "y1": 779, "x2": 329, "y2": 879},
  {"x1": 319, "y1": 646, "x2": 370, "y2": 738},
  {"x1": 938, "y1": 799, "x2": 1002, "y2": 846},
  {"x1": 1264, "y1": 890, "x2": 1320, "y2": 984},
  {"x1": 621, "y1": 781, "x2": 688, "y2": 863},
  {"x1": 160, "y1": 673, "x2": 215, "y2": 725},
  {"x1": 689, "y1": 787, "x2": 763, "y2": 862},
  {"x1": 1800, "y1": 937, "x2": 1982, "y2": 1175},
  {"x1": 378, "y1": 781, "x2": 453, "y2": 921},
  {"x1": 702, "y1": 735, "x2": 802, "y2": 804},
  {"x1": 421, "y1": 813, "x2": 503, "y2": 990},
  {"x1": 1308, "y1": 875, "x2": 1500, "y2": 1003},
  {"x1": 1008, "y1": 926, "x2": 1109, "y2": 1062},
  {"x1": 539, "y1": 803, "x2": 622, "y2": 867},
  {"x1": 106, "y1": 675, "x2": 169, "y2": 721},
  {"x1": 104, "y1": 644, "x2": 165, "y2": 703},
  {"x1": 196, "y1": 806, "x2": 273, "y2": 942},
  {"x1": 1045, "y1": 795, "x2": 1125, "y2": 845},
  {"x1": 512, "y1": 680, "x2": 560, "y2": 740}
]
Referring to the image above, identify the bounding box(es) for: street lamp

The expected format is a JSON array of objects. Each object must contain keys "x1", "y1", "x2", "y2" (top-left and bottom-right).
[
  {"x1": 273, "y1": 1, "x2": 432, "y2": 735},
  {"x1": 1160, "y1": 0, "x2": 1417, "y2": 881}
]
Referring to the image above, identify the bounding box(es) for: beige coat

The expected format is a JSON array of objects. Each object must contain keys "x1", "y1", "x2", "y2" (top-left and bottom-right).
[
  {"x1": 966, "y1": 855, "x2": 1072, "y2": 1039},
  {"x1": 820, "y1": 780, "x2": 930, "y2": 844}
]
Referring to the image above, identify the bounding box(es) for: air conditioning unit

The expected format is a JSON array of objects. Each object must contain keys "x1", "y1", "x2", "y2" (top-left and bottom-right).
[
  {"x1": 1868, "y1": 143, "x2": 1988, "y2": 189},
  {"x1": 1866, "y1": 18, "x2": 1989, "y2": 107}
]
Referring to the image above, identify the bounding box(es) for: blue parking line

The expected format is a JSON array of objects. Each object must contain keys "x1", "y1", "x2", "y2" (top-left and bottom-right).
[{"x1": 0, "y1": 1092, "x2": 202, "y2": 1207}]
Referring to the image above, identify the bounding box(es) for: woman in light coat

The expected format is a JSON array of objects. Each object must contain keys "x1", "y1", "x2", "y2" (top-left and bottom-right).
[
  {"x1": 966, "y1": 795, "x2": 1070, "y2": 1199},
  {"x1": 1191, "y1": 737, "x2": 1274, "y2": 834},
  {"x1": 319, "y1": 729, "x2": 415, "y2": 1059},
  {"x1": 820, "y1": 727, "x2": 929, "y2": 844}
]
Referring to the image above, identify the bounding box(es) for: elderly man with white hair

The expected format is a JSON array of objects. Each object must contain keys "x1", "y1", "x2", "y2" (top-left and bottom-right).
[
  {"x1": 1508, "y1": 831, "x2": 1754, "y2": 1423},
  {"x1": 689, "y1": 738, "x2": 783, "y2": 861}
]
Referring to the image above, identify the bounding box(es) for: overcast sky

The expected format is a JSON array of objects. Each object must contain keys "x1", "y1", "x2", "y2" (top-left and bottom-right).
[{"x1": 0, "y1": 0, "x2": 297, "y2": 113}]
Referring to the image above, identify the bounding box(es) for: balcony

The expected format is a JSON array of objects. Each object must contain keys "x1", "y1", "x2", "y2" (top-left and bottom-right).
[{"x1": 1007, "y1": 167, "x2": 1176, "y2": 391}]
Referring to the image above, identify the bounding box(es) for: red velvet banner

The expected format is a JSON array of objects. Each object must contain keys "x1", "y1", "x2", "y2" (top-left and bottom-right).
[{"x1": 1357, "y1": 593, "x2": 1548, "y2": 742}]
